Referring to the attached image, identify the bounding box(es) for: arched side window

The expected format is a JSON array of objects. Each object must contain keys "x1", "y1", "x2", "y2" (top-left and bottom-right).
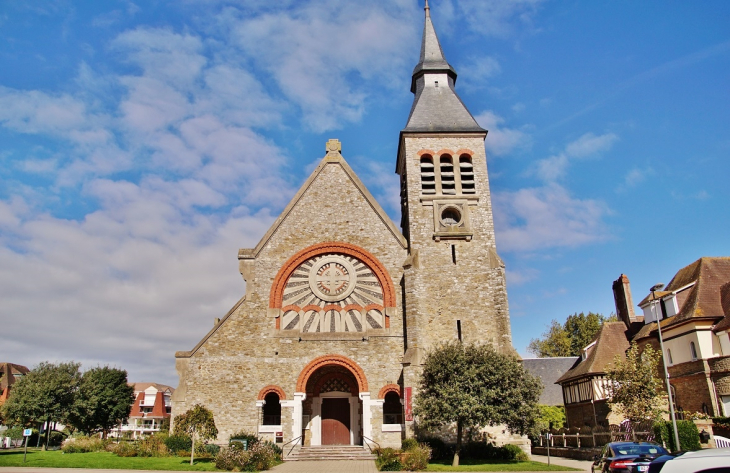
[
  {"x1": 383, "y1": 391, "x2": 402, "y2": 425},
  {"x1": 667, "y1": 349, "x2": 673, "y2": 365},
  {"x1": 459, "y1": 155, "x2": 475, "y2": 193},
  {"x1": 262, "y1": 392, "x2": 281, "y2": 425},
  {"x1": 420, "y1": 156, "x2": 436, "y2": 194},
  {"x1": 439, "y1": 155, "x2": 456, "y2": 195},
  {"x1": 690, "y1": 341, "x2": 698, "y2": 361}
]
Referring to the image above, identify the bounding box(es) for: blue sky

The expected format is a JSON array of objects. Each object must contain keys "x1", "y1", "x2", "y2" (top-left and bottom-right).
[{"x1": 1, "y1": 0, "x2": 728, "y2": 385}]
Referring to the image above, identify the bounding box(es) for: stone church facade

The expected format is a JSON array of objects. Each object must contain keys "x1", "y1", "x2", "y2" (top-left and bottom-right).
[{"x1": 172, "y1": 4, "x2": 513, "y2": 448}]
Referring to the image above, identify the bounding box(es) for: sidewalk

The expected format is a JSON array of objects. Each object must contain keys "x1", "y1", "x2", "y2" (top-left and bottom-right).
[{"x1": 531, "y1": 454, "x2": 594, "y2": 472}]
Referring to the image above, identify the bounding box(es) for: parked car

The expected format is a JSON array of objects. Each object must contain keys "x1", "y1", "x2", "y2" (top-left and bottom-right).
[
  {"x1": 593, "y1": 442, "x2": 670, "y2": 472},
  {"x1": 649, "y1": 447, "x2": 730, "y2": 472}
]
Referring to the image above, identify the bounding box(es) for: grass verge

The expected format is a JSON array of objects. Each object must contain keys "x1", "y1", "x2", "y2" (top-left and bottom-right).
[
  {"x1": 0, "y1": 449, "x2": 220, "y2": 471},
  {"x1": 426, "y1": 459, "x2": 581, "y2": 471}
]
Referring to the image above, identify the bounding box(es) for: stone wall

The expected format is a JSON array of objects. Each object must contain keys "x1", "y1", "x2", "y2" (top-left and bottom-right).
[{"x1": 172, "y1": 152, "x2": 409, "y2": 444}]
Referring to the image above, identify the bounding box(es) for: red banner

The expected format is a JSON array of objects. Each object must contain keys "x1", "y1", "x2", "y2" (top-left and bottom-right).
[{"x1": 404, "y1": 387, "x2": 413, "y2": 421}]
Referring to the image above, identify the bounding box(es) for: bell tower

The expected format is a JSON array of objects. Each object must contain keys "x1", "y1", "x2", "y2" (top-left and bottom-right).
[{"x1": 398, "y1": 2, "x2": 513, "y2": 375}]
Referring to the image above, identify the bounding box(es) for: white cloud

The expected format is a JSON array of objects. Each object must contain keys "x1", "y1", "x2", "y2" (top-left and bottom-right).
[
  {"x1": 228, "y1": 2, "x2": 417, "y2": 132},
  {"x1": 533, "y1": 132, "x2": 618, "y2": 182},
  {"x1": 454, "y1": 0, "x2": 544, "y2": 37},
  {"x1": 493, "y1": 183, "x2": 610, "y2": 252},
  {"x1": 475, "y1": 110, "x2": 530, "y2": 157}
]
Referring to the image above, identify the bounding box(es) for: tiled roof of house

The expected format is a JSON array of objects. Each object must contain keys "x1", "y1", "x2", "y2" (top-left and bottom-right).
[
  {"x1": 0, "y1": 363, "x2": 30, "y2": 389},
  {"x1": 131, "y1": 382, "x2": 174, "y2": 393},
  {"x1": 711, "y1": 281, "x2": 730, "y2": 332},
  {"x1": 555, "y1": 322, "x2": 630, "y2": 385},
  {"x1": 522, "y1": 357, "x2": 580, "y2": 405},
  {"x1": 634, "y1": 257, "x2": 730, "y2": 339}
]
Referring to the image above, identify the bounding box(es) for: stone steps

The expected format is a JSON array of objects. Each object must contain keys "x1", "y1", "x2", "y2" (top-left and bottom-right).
[{"x1": 285, "y1": 445, "x2": 377, "y2": 461}]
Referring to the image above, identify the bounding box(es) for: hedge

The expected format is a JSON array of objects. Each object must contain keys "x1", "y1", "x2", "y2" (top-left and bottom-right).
[{"x1": 653, "y1": 420, "x2": 701, "y2": 452}]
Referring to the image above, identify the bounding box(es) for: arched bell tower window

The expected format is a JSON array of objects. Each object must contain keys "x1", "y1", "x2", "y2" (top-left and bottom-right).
[
  {"x1": 439, "y1": 155, "x2": 456, "y2": 195},
  {"x1": 383, "y1": 391, "x2": 403, "y2": 424},
  {"x1": 420, "y1": 156, "x2": 436, "y2": 194},
  {"x1": 459, "y1": 155, "x2": 475, "y2": 193},
  {"x1": 263, "y1": 392, "x2": 281, "y2": 425},
  {"x1": 690, "y1": 342, "x2": 698, "y2": 361}
]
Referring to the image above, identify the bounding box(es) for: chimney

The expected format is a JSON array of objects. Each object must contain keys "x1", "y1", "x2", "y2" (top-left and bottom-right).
[{"x1": 613, "y1": 274, "x2": 636, "y2": 329}]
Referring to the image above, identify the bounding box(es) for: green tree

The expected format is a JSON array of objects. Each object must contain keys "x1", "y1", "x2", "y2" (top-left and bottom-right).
[
  {"x1": 413, "y1": 342, "x2": 542, "y2": 466},
  {"x1": 528, "y1": 312, "x2": 616, "y2": 357},
  {"x1": 536, "y1": 405, "x2": 566, "y2": 433},
  {"x1": 606, "y1": 343, "x2": 663, "y2": 423},
  {"x1": 68, "y1": 366, "x2": 135, "y2": 437},
  {"x1": 173, "y1": 404, "x2": 218, "y2": 465},
  {"x1": 0, "y1": 361, "x2": 80, "y2": 449}
]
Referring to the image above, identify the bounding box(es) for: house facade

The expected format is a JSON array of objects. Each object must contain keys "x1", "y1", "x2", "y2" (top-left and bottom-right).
[
  {"x1": 172, "y1": 4, "x2": 514, "y2": 449},
  {"x1": 0, "y1": 363, "x2": 29, "y2": 407},
  {"x1": 119, "y1": 383, "x2": 173, "y2": 439},
  {"x1": 631, "y1": 257, "x2": 730, "y2": 417}
]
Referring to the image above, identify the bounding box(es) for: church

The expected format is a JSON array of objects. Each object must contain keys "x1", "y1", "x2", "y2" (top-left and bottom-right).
[{"x1": 172, "y1": 3, "x2": 514, "y2": 449}]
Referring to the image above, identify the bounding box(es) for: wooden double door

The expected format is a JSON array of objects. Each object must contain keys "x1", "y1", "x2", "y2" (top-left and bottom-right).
[{"x1": 320, "y1": 398, "x2": 350, "y2": 445}]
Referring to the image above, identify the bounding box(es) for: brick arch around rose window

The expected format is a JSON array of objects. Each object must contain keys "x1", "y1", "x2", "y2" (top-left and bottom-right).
[
  {"x1": 257, "y1": 385, "x2": 286, "y2": 401},
  {"x1": 268, "y1": 242, "x2": 396, "y2": 313},
  {"x1": 296, "y1": 354, "x2": 368, "y2": 393},
  {"x1": 377, "y1": 384, "x2": 401, "y2": 400}
]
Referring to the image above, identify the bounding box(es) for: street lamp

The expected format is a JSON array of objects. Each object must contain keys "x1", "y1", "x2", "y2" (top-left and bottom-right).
[{"x1": 651, "y1": 283, "x2": 681, "y2": 451}]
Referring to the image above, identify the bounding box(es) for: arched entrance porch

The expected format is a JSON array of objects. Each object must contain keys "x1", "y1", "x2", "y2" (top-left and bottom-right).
[{"x1": 295, "y1": 355, "x2": 371, "y2": 446}]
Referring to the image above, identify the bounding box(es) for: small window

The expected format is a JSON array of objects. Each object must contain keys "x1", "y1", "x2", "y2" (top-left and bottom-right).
[
  {"x1": 667, "y1": 349, "x2": 673, "y2": 365},
  {"x1": 420, "y1": 156, "x2": 436, "y2": 194},
  {"x1": 690, "y1": 342, "x2": 698, "y2": 361},
  {"x1": 459, "y1": 155, "x2": 475, "y2": 193},
  {"x1": 383, "y1": 391, "x2": 403, "y2": 424},
  {"x1": 263, "y1": 392, "x2": 281, "y2": 425}
]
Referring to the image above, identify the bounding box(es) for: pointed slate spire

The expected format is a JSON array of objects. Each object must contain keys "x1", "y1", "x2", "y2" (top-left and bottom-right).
[{"x1": 404, "y1": 1, "x2": 484, "y2": 133}]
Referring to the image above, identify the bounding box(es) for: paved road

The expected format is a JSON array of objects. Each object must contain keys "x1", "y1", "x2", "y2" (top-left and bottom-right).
[{"x1": 0, "y1": 455, "x2": 594, "y2": 473}]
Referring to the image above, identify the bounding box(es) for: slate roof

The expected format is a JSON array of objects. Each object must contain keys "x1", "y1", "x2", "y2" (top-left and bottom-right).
[
  {"x1": 0, "y1": 362, "x2": 29, "y2": 390},
  {"x1": 555, "y1": 322, "x2": 630, "y2": 385},
  {"x1": 402, "y1": 3, "x2": 484, "y2": 134},
  {"x1": 522, "y1": 357, "x2": 579, "y2": 405},
  {"x1": 634, "y1": 257, "x2": 730, "y2": 339}
]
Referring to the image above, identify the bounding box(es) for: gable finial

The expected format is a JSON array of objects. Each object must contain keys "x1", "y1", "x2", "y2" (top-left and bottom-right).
[{"x1": 325, "y1": 139, "x2": 342, "y2": 156}]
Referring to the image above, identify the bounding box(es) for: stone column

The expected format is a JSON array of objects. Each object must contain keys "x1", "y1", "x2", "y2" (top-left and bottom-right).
[
  {"x1": 255, "y1": 400, "x2": 265, "y2": 437},
  {"x1": 284, "y1": 392, "x2": 306, "y2": 444},
  {"x1": 359, "y1": 392, "x2": 373, "y2": 446}
]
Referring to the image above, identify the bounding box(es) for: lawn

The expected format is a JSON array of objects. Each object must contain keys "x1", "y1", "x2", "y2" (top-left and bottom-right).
[
  {"x1": 426, "y1": 459, "x2": 581, "y2": 472},
  {"x1": 0, "y1": 449, "x2": 220, "y2": 471}
]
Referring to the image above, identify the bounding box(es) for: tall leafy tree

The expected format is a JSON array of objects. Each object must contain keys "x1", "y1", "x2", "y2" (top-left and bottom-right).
[
  {"x1": 607, "y1": 343, "x2": 663, "y2": 423},
  {"x1": 173, "y1": 404, "x2": 218, "y2": 465},
  {"x1": 414, "y1": 342, "x2": 542, "y2": 466},
  {"x1": 0, "y1": 361, "x2": 80, "y2": 449},
  {"x1": 528, "y1": 312, "x2": 616, "y2": 357},
  {"x1": 68, "y1": 366, "x2": 134, "y2": 437}
]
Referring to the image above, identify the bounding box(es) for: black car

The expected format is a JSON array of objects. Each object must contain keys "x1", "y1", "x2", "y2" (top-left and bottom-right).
[{"x1": 593, "y1": 442, "x2": 670, "y2": 472}]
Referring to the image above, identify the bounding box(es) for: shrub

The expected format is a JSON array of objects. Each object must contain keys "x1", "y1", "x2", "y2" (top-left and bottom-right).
[
  {"x1": 110, "y1": 441, "x2": 138, "y2": 457},
  {"x1": 204, "y1": 443, "x2": 221, "y2": 456},
  {"x1": 712, "y1": 416, "x2": 730, "y2": 426},
  {"x1": 417, "y1": 437, "x2": 452, "y2": 461},
  {"x1": 229, "y1": 430, "x2": 259, "y2": 445},
  {"x1": 49, "y1": 431, "x2": 66, "y2": 447},
  {"x1": 502, "y1": 444, "x2": 528, "y2": 462},
  {"x1": 214, "y1": 441, "x2": 280, "y2": 471},
  {"x1": 401, "y1": 438, "x2": 418, "y2": 451},
  {"x1": 61, "y1": 436, "x2": 106, "y2": 453},
  {"x1": 653, "y1": 420, "x2": 701, "y2": 451},
  {"x1": 375, "y1": 447, "x2": 403, "y2": 471},
  {"x1": 402, "y1": 444, "x2": 431, "y2": 471},
  {"x1": 164, "y1": 434, "x2": 192, "y2": 454},
  {"x1": 136, "y1": 435, "x2": 170, "y2": 457}
]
